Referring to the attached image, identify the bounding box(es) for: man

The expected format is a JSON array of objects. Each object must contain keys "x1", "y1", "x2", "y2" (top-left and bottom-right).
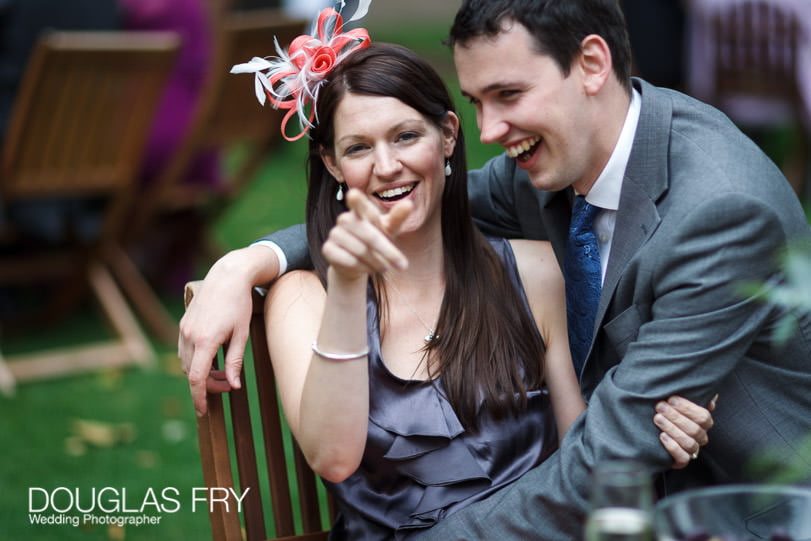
[{"x1": 181, "y1": 0, "x2": 811, "y2": 537}]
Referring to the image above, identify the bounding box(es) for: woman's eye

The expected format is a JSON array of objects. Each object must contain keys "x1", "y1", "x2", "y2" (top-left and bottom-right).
[
  {"x1": 344, "y1": 144, "x2": 366, "y2": 155},
  {"x1": 398, "y1": 131, "x2": 419, "y2": 142}
]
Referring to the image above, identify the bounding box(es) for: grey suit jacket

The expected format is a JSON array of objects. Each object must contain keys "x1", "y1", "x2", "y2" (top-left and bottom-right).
[
  {"x1": 267, "y1": 79, "x2": 811, "y2": 539},
  {"x1": 412, "y1": 79, "x2": 811, "y2": 539}
]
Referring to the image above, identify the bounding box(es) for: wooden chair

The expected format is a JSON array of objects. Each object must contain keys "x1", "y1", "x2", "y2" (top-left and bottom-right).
[
  {"x1": 184, "y1": 281, "x2": 335, "y2": 540},
  {"x1": 685, "y1": 0, "x2": 811, "y2": 203},
  {"x1": 123, "y1": 9, "x2": 307, "y2": 274},
  {"x1": 0, "y1": 31, "x2": 180, "y2": 393}
]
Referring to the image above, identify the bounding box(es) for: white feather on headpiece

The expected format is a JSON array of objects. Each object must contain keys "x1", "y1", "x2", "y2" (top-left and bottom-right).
[{"x1": 230, "y1": 2, "x2": 372, "y2": 141}]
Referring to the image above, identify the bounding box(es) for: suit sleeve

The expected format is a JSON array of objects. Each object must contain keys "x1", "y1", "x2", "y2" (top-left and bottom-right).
[
  {"x1": 467, "y1": 153, "x2": 528, "y2": 238},
  {"x1": 257, "y1": 223, "x2": 310, "y2": 272}
]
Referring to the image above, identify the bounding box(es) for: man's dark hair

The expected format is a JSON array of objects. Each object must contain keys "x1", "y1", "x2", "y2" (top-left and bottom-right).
[{"x1": 448, "y1": 0, "x2": 632, "y2": 91}]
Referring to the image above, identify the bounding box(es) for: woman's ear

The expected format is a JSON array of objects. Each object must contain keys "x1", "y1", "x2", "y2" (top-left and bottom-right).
[
  {"x1": 320, "y1": 146, "x2": 343, "y2": 181},
  {"x1": 441, "y1": 111, "x2": 460, "y2": 158},
  {"x1": 578, "y1": 34, "x2": 612, "y2": 96}
]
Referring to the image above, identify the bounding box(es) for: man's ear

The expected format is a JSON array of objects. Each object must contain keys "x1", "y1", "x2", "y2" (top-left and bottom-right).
[
  {"x1": 441, "y1": 111, "x2": 460, "y2": 157},
  {"x1": 578, "y1": 34, "x2": 612, "y2": 96},
  {"x1": 320, "y1": 146, "x2": 343, "y2": 181}
]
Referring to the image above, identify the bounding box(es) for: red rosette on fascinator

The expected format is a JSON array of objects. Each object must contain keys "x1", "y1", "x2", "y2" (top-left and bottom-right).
[{"x1": 230, "y1": 1, "x2": 372, "y2": 141}]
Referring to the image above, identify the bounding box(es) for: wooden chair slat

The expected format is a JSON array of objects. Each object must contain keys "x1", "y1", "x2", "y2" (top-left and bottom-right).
[{"x1": 185, "y1": 281, "x2": 334, "y2": 540}]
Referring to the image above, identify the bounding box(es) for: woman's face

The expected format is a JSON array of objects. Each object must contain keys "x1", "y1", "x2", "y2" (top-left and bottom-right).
[{"x1": 322, "y1": 93, "x2": 458, "y2": 236}]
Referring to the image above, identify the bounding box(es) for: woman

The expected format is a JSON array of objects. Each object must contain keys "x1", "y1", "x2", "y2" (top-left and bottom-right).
[{"x1": 252, "y1": 19, "x2": 711, "y2": 537}]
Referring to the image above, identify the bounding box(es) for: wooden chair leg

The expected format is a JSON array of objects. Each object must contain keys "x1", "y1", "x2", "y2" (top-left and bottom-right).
[
  {"x1": 197, "y1": 384, "x2": 244, "y2": 541},
  {"x1": 5, "y1": 262, "x2": 155, "y2": 382},
  {"x1": 105, "y1": 244, "x2": 179, "y2": 346},
  {"x1": 0, "y1": 348, "x2": 16, "y2": 396},
  {"x1": 88, "y1": 262, "x2": 156, "y2": 367}
]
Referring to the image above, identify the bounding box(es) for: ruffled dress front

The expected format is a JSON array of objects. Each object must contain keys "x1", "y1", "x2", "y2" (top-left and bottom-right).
[{"x1": 325, "y1": 238, "x2": 558, "y2": 540}]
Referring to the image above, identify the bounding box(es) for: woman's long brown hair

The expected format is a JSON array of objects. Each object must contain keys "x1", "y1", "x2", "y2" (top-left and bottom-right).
[{"x1": 305, "y1": 43, "x2": 545, "y2": 430}]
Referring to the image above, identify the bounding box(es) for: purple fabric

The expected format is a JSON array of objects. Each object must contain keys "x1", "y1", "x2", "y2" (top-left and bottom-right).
[
  {"x1": 685, "y1": 0, "x2": 811, "y2": 128},
  {"x1": 120, "y1": 0, "x2": 222, "y2": 189},
  {"x1": 325, "y1": 237, "x2": 558, "y2": 540}
]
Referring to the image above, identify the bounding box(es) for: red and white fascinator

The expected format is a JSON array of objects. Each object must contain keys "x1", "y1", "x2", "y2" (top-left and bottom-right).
[{"x1": 230, "y1": 1, "x2": 372, "y2": 141}]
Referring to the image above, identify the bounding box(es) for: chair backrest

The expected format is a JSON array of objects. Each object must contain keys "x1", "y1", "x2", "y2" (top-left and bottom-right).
[
  {"x1": 0, "y1": 31, "x2": 179, "y2": 391},
  {"x1": 686, "y1": 0, "x2": 811, "y2": 127},
  {"x1": 1, "y1": 30, "x2": 180, "y2": 244},
  {"x1": 131, "y1": 9, "x2": 306, "y2": 237},
  {"x1": 184, "y1": 281, "x2": 334, "y2": 541},
  {"x1": 685, "y1": 0, "x2": 811, "y2": 203},
  {"x1": 203, "y1": 9, "x2": 303, "y2": 150},
  {"x1": 716, "y1": 1, "x2": 804, "y2": 108}
]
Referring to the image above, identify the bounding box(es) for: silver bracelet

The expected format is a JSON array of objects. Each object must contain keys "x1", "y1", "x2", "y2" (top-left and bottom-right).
[{"x1": 311, "y1": 341, "x2": 369, "y2": 361}]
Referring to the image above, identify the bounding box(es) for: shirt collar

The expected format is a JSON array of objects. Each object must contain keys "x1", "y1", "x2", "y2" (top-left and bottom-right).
[{"x1": 585, "y1": 88, "x2": 641, "y2": 211}]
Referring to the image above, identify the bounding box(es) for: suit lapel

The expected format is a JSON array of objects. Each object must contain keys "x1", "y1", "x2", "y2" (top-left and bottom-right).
[{"x1": 591, "y1": 80, "x2": 672, "y2": 355}]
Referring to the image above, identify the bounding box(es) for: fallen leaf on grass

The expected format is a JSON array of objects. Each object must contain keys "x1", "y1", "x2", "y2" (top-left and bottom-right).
[
  {"x1": 161, "y1": 396, "x2": 183, "y2": 418},
  {"x1": 135, "y1": 449, "x2": 160, "y2": 469},
  {"x1": 64, "y1": 436, "x2": 87, "y2": 456},
  {"x1": 163, "y1": 353, "x2": 185, "y2": 376},
  {"x1": 70, "y1": 418, "x2": 136, "y2": 448},
  {"x1": 107, "y1": 523, "x2": 125, "y2": 540}
]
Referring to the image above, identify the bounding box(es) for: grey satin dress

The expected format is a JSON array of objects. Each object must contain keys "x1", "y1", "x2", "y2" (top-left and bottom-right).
[{"x1": 325, "y1": 237, "x2": 558, "y2": 540}]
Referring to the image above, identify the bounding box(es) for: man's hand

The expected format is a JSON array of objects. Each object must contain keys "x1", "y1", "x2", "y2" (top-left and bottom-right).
[{"x1": 179, "y1": 245, "x2": 280, "y2": 416}]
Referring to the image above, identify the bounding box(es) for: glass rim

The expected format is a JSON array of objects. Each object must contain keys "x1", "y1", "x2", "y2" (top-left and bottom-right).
[{"x1": 656, "y1": 483, "x2": 811, "y2": 510}]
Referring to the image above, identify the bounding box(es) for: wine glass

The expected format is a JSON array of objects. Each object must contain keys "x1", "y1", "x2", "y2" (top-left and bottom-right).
[
  {"x1": 584, "y1": 460, "x2": 655, "y2": 541},
  {"x1": 655, "y1": 484, "x2": 811, "y2": 540}
]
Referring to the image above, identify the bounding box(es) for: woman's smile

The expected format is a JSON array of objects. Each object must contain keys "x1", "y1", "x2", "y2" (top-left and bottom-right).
[{"x1": 374, "y1": 181, "x2": 418, "y2": 203}]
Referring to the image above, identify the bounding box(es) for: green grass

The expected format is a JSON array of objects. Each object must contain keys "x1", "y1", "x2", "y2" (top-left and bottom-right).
[{"x1": 0, "y1": 337, "x2": 213, "y2": 540}]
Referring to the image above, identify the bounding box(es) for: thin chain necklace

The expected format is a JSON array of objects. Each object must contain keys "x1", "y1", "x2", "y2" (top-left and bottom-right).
[{"x1": 383, "y1": 275, "x2": 440, "y2": 343}]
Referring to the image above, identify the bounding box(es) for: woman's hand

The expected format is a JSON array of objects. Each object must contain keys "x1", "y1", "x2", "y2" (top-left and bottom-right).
[
  {"x1": 321, "y1": 189, "x2": 412, "y2": 281},
  {"x1": 655, "y1": 394, "x2": 718, "y2": 469}
]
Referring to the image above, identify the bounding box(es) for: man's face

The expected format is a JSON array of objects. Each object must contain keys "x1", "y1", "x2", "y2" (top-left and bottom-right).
[{"x1": 454, "y1": 22, "x2": 603, "y2": 193}]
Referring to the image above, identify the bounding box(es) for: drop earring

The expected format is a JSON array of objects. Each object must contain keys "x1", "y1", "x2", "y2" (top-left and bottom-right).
[
  {"x1": 444, "y1": 159, "x2": 452, "y2": 177},
  {"x1": 336, "y1": 182, "x2": 345, "y2": 201}
]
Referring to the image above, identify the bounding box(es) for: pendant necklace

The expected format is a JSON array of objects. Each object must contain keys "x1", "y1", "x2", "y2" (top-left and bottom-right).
[{"x1": 384, "y1": 276, "x2": 439, "y2": 343}]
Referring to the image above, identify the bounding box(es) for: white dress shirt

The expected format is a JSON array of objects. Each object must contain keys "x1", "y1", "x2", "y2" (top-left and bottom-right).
[{"x1": 582, "y1": 88, "x2": 641, "y2": 283}]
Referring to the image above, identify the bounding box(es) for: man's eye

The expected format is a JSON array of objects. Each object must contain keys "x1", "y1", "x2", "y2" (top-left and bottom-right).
[{"x1": 499, "y1": 89, "x2": 521, "y2": 100}]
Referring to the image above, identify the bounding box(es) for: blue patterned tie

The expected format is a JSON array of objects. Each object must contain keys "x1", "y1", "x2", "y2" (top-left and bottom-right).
[{"x1": 564, "y1": 196, "x2": 602, "y2": 377}]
